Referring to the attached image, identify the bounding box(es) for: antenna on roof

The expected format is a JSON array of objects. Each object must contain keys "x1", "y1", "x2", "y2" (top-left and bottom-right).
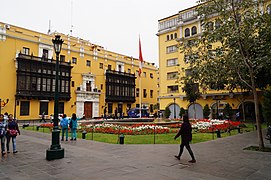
[
  {"x1": 48, "y1": 20, "x2": 51, "y2": 34},
  {"x1": 70, "y1": 0, "x2": 73, "y2": 35}
]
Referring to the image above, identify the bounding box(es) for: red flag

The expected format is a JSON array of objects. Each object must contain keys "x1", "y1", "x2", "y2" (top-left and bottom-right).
[{"x1": 139, "y1": 37, "x2": 143, "y2": 77}]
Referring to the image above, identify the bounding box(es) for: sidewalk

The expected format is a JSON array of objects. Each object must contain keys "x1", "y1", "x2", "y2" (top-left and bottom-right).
[{"x1": 0, "y1": 129, "x2": 270, "y2": 180}]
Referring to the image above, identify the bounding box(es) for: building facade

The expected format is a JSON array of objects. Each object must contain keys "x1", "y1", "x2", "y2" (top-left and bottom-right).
[
  {"x1": 0, "y1": 22, "x2": 158, "y2": 120},
  {"x1": 157, "y1": 2, "x2": 271, "y2": 120}
]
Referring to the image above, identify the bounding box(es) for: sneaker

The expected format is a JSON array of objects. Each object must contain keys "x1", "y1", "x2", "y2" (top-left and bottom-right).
[
  {"x1": 74, "y1": 138, "x2": 76, "y2": 141},
  {"x1": 13, "y1": 151, "x2": 18, "y2": 154},
  {"x1": 174, "y1": 155, "x2": 180, "y2": 160},
  {"x1": 70, "y1": 139, "x2": 73, "y2": 141},
  {"x1": 188, "y1": 159, "x2": 196, "y2": 163}
]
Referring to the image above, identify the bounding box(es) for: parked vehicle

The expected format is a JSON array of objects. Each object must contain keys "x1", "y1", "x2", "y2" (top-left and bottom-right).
[{"x1": 128, "y1": 108, "x2": 149, "y2": 118}]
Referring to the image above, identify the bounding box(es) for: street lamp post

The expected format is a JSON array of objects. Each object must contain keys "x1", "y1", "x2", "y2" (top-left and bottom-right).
[
  {"x1": 173, "y1": 97, "x2": 176, "y2": 119},
  {"x1": 46, "y1": 35, "x2": 64, "y2": 160}
]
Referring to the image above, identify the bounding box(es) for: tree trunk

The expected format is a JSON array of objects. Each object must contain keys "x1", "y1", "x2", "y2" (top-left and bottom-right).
[
  {"x1": 250, "y1": 71, "x2": 264, "y2": 150},
  {"x1": 241, "y1": 100, "x2": 245, "y2": 122}
]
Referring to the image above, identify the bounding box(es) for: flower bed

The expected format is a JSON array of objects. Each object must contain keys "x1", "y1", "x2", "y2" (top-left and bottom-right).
[
  {"x1": 79, "y1": 123, "x2": 170, "y2": 135},
  {"x1": 191, "y1": 119, "x2": 241, "y2": 133},
  {"x1": 40, "y1": 123, "x2": 54, "y2": 128}
]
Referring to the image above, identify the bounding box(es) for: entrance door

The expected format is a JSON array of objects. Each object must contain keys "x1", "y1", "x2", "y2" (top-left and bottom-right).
[{"x1": 84, "y1": 102, "x2": 93, "y2": 119}]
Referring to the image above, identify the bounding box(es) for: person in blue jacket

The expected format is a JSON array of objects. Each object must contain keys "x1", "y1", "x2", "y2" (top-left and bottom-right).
[
  {"x1": 70, "y1": 113, "x2": 79, "y2": 141},
  {"x1": 60, "y1": 114, "x2": 69, "y2": 141}
]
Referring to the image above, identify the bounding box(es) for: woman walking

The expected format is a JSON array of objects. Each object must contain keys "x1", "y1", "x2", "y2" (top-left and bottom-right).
[
  {"x1": 174, "y1": 114, "x2": 196, "y2": 163},
  {"x1": 0, "y1": 114, "x2": 7, "y2": 155},
  {"x1": 6, "y1": 114, "x2": 20, "y2": 154},
  {"x1": 70, "y1": 113, "x2": 79, "y2": 141}
]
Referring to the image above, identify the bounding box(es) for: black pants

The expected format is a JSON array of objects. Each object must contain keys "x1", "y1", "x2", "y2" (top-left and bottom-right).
[{"x1": 178, "y1": 141, "x2": 195, "y2": 160}]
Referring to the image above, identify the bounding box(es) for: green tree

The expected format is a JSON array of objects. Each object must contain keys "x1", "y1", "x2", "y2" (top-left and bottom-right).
[
  {"x1": 165, "y1": 107, "x2": 171, "y2": 118},
  {"x1": 179, "y1": 107, "x2": 186, "y2": 118},
  {"x1": 203, "y1": 104, "x2": 211, "y2": 119},
  {"x1": 262, "y1": 87, "x2": 271, "y2": 124},
  {"x1": 181, "y1": 0, "x2": 271, "y2": 149},
  {"x1": 182, "y1": 79, "x2": 201, "y2": 119}
]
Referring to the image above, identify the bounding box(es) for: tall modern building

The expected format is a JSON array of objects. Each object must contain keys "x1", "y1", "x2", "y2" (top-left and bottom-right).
[
  {"x1": 0, "y1": 22, "x2": 158, "y2": 120},
  {"x1": 157, "y1": 2, "x2": 271, "y2": 119}
]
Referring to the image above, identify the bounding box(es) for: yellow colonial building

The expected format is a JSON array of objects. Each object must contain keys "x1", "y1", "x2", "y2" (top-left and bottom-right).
[
  {"x1": 0, "y1": 22, "x2": 158, "y2": 120},
  {"x1": 157, "y1": 2, "x2": 271, "y2": 120}
]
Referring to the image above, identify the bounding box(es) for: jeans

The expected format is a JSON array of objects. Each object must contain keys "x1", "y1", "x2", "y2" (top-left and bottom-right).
[
  {"x1": 6, "y1": 135, "x2": 16, "y2": 152},
  {"x1": 178, "y1": 141, "x2": 195, "y2": 160},
  {"x1": 1, "y1": 136, "x2": 5, "y2": 153},
  {"x1": 61, "y1": 128, "x2": 68, "y2": 140},
  {"x1": 71, "y1": 129, "x2": 77, "y2": 140}
]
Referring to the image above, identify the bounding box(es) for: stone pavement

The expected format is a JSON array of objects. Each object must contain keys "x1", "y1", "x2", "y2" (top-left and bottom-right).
[{"x1": 0, "y1": 129, "x2": 270, "y2": 180}]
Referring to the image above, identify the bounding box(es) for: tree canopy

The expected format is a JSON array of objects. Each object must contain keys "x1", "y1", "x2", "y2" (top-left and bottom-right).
[{"x1": 180, "y1": 0, "x2": 271, "y2": 149}]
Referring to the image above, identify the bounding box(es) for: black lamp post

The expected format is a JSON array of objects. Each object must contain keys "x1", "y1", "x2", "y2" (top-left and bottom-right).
[
  {"x1": 173, "y1": 97, "x2": 176, "y2": 119},
  {"x1": 46, "y1": 35, "x2": 64, "y2": 160}
]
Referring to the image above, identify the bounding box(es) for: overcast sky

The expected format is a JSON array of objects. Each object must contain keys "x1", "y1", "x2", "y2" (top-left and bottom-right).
[{"x1": 1, "y1": 0, "x2": 197, "y2": 65}]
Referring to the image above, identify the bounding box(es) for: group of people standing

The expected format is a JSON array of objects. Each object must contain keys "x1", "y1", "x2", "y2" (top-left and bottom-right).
[
  {"x1": 60, "y1": 113, "x2": 79, "y2": 141},
  {"x1": 0, "y1": 113, "x2": 20, "y2": 156}
]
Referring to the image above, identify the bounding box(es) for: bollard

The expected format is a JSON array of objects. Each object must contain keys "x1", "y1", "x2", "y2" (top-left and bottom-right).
[
  {"x1": 216, "y1": 129, "x2": 221, "y2": 138},
  {"x1": 237, "y1": 126, "x2": 241, "y2": 133},
  {"x1": 119, "y1": 134, "x2": 125, "y2": 144},
  {"x1": 82, "y1": 130, "x2": 87, "y2": 139}
]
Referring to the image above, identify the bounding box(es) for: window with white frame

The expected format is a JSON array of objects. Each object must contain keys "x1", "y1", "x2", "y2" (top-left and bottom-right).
[
  {"x1": 167, "y1": 58, "x2": 178, "y2": 66},
  {"x1": 23, "y1": 47, "x2": 30, "y2": 55},
  {"x1": 167, "y1": 72, "x2": 178, "y2": 80},
  {"x1": 166, "y1": 45, "x2": 178, "y2": 53}
]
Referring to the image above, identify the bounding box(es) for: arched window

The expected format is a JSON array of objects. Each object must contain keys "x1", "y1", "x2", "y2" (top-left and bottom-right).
[
  {"x1": 170, "y1": 34, "x2": 173, "y2": 40},
  {"x1": 184, "y1": 28, "x2": 190, "y2": 37},
  {"x1": 267, "y1": 4, "x2": 271, "y2": 15},
  {"x1": 174, "y1": 33, "x2": 177, "y2": 39},
  {"x1": 191, "y1": 26, "x2": 197, "y2": 35},
  {"x1": 167, "y1": 35, "x2": 169, "y2": 41}
]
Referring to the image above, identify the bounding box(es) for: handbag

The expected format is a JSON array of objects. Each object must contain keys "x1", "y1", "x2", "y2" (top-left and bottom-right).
[{"x1": 9, "y1": 129, "x2": 18, "y2": 136}]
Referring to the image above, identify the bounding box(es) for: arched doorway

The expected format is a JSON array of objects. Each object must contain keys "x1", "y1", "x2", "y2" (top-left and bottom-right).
[
  {"x1": 211, "y1": 101, "x2": 227, "y2": 119},
  {"x1": 188, "y1": 103, "x2": 203, "y2": 119},
  {"x1": 238, "y1": 101, "x2": 255, "y2": 122},
  {"x1": 168, "y1": 103, "x2": 180, "y2": 119}
]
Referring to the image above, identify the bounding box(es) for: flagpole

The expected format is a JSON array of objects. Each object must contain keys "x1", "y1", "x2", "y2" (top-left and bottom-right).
[
  {"x1": 139, "y1": 72, "x2": 142, "y2": 118},
  {"x1": 138, "y1": 36, "x2": 143, "y2": 118}
]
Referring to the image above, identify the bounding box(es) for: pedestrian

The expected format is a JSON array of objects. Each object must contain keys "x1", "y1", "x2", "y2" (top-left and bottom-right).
[
  {"x1": 40, "y1": 112, "x2": 46, "y2": 123},
  {"x1": 3, "y1": 112, "x2": 8, "y2": 125},
  {"x1": 60, "y1": 114, "x2": 69, "y2": 141},
  {"x1": 6, "y1": 114, "x2": 20, "y2": 154},
  {"x1": 0, "y1": 114, "x2": 7, "y2": 155},
  {"x1": 103, "y1": 107, "x2": 107, "y2": 120},
  {"x1": 114, "y1": 107, "x2": 118, "y2": 119},
  {"x1": 69, "y1": 113, "x2": 79, "y2": 141},
  {"x1": 174, "y1": 114, "x2": 196, "y2": 163}
]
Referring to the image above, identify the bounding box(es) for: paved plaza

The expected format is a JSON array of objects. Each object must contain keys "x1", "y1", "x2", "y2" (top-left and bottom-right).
[{"x1": 0, "y1": 128, "x2": 271, "y2": 180}]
